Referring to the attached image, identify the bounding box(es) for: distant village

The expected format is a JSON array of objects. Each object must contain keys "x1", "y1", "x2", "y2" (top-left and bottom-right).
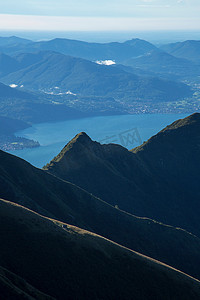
[{"x1": 0, "y1": 135, "x2": 40, "y2": 151}]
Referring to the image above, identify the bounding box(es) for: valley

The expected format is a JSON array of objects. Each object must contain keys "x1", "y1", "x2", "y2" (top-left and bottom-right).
[{"x1": 1, "y1": 33, "x2": 200, "y2": 299}]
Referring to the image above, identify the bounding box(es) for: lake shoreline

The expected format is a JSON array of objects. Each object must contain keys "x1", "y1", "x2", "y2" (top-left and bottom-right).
[{"x1": 9, "y1": 112, "x2": 190, "y2": 168}]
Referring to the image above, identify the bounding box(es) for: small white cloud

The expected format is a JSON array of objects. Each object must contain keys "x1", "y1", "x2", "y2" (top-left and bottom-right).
[
  {"x1": 9, "y1": 84, "x2": 18, "y2": 88},
  {"x1": 66, "y1": 90, "x2": 76, "y2": 95},
  {"x1": 96, "y1": 60, "x2": 116, "y2": 66},
  {"x1": 20, "y1": 85, "x2": 24, "y2": 88}
]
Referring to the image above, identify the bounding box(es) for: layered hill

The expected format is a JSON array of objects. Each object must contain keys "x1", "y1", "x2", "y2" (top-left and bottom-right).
[
  {"x1": 1, "y1": 149, "x2": 200, "y2": 279},
  {"x1": 0, "y1": 37, "x2": 156, "y2": 62},
  {"x1": 123, "y1": 50, "x2": 200, "y2": 80},
  {"x1": 1, "y1": 198, "x2": 200, "y2": 300},
  {"x1": 160, "y1": 40, "x2": 200, "y2": 62},
  {"x1": 0, "y1": 51, "x2": 192, "y2": 101},
  {"x1": 44, "y1": 113, "x2": 200, "y2": 237}
]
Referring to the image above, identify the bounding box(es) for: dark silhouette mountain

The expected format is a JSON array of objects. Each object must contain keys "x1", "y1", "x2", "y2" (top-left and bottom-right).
[
  {"x1": 44, "y1": 113, "x2": 200, "y2": 237},
  {"x1": 0, "y1": 51, "x2": 192, "y2": 101},
  {"x1": 1, "y1": 198, "x2": 200, "y2": 300},
  {"x1": 160, "y1": 40, "x2": 200, "y2": 62},
  {"x1": 123, "y1": 50, "x2": 200, "y2": 80},
  {"x1": 0, "y1": 265, "x2": 53, "y2": 300},
  {"x1": 1, "y1": 149, "x2": 200, "y2": 279}
]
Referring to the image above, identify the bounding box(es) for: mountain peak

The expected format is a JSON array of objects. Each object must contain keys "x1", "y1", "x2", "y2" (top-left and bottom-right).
[
  {"x1": 63, "y1": 132, "x2": 93, "y2": 151},
  {"x1": 72, "y1": 131, "x2": 91, "y2": 142},
  {"x1": 43, "y1": 132, "x2": 93, "y2": 169}
]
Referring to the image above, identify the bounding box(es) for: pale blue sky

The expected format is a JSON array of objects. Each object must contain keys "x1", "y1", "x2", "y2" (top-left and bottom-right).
[{"x1": 0, "y1": 0, "x2": 200, "y2": 31}]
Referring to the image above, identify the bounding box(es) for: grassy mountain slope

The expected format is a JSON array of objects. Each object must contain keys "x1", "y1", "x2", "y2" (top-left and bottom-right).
[
  {"x1": 1, "y1": 149, "x2": 200, "y2": 279},
  {"x1": 44, "y1": 113, "x2": 200, "y2": 237},
  {"x1": 1, "y1": 198, "x2": 200, "y2": 300},
  {"x1": 0, "y1": 51, "x2": 192, "y2": 101}
]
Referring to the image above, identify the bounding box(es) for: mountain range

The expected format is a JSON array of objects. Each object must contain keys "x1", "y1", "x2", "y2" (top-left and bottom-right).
[
  {"x1": 44, "y1": 113, "x2": 200, "y2": 237},
  {"x1": 0, "y1": 36, "x2": 200, "y2": 121},
  {"x1": 1, "y1": 35, "x2": 200, "y2": 297},
  {"x1": 123, "y1": 49, "x2": 200, "y2": 80},
  {"x1": 1, "y1": 36, "x2": 200, "y2": 65},
  {"x1": 160, "y1": 40, "x2": 200, "y2": 62},
  {"x1": 2, "y1": 139, "x2": 200, "y2": 280},
  {"x1": 0, "y1": 51, "x2": 192, "y2": 102},
  {"x1": 0, "y1": 36, "x2": 157, "y2": 62},
  {"x1": 1, "y1": 113, "x2": 200, "y2": 297}
]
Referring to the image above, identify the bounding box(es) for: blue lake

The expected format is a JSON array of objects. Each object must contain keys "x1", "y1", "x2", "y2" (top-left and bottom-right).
[{"x1": 9, "y1": 113, "x2": 189, "y2": 168}]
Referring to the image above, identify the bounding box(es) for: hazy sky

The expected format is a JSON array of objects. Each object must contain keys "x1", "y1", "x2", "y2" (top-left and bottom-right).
[{"x1": 0, "y1": 0, "x2": 200, "y2": 31}]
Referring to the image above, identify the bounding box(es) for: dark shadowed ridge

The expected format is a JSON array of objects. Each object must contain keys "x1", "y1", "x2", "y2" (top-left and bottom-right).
[
  {"x1": 0, "y1": 265, "x2": 53, "y2": 300},
  {"x1": 1, "y1": 148, "x2": 200, "y2": 279},
  {"x1": 44, "y1": 113, "x2": 200, "y2": 238},
  {"x1": 1, "y1": 198, "x2": 200, "y2": 300}
]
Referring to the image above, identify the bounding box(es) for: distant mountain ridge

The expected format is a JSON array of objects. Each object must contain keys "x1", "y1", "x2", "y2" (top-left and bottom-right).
[
  {"x1": 0, "y1": 37, "x2": 157, "y2": 62},
  {"x1": 160, "y1": 40, "x2": 200, "y2": 62},
  {"x1": 123, "y1": 49, "x2": 200, "y2": 80}
]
